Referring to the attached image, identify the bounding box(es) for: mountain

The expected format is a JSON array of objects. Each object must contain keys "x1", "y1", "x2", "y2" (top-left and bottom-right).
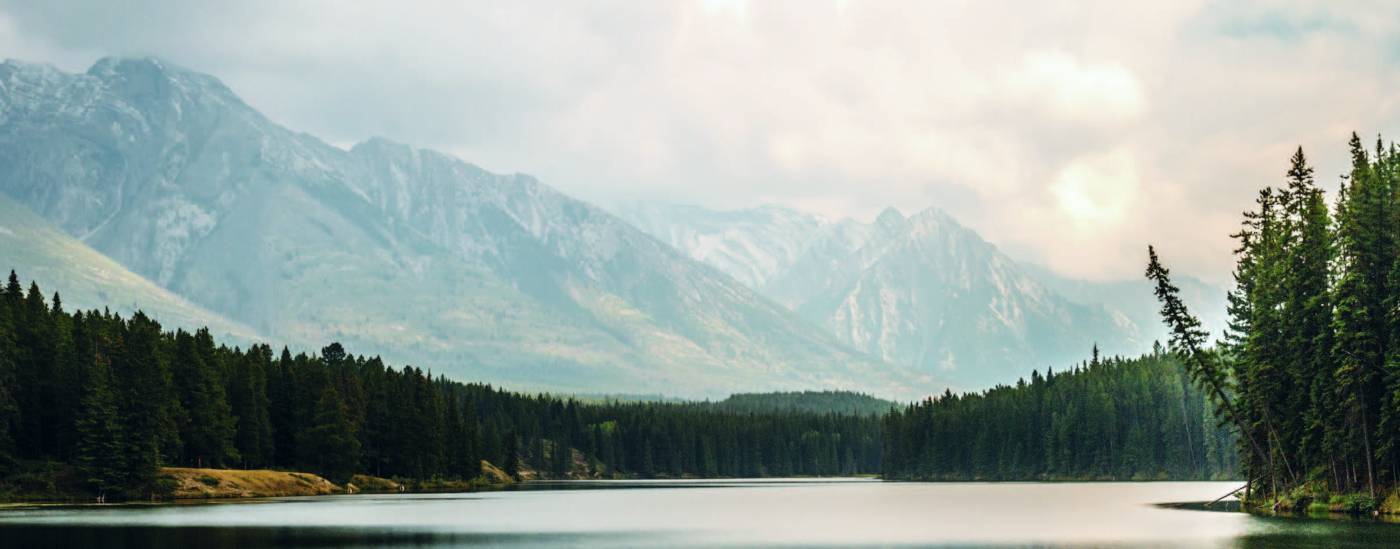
[
  {"x1": 1019, "y1": 263, "x2": 1228, "y2": 348},
  {"x1": 0, "y1": 194, "x2": 261, "y2": 344},
  {"x1": 616, "y1": 202, "x2": 837, "y2": 289},
  {"x1": 0, "y1": 57, "x2": 933, "y2": 398},
  {"x1": 620, "y1": 202, "x2": 1227, "y2": 388},
  {"x1": 616, "y1": 202, "x2": 877, "y2": 309}
]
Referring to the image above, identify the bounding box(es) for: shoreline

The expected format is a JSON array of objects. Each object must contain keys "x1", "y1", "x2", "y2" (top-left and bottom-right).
[{"x1": 0, "y1": 461, "x2": 520, "y2": 505}]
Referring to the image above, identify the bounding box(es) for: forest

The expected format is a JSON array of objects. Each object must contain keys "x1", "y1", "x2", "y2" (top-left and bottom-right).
[
  {"x1": 1148, "y1": 134, "x2": 1400, "y2": 510},
  {"x1": 709, "y1": 391, "x2": 895, "y2": 416},
  {"x1": 0, "y1": 273, "x2": 880, "y2": 499},
  {"x1": 882, "y1": 348, "x2": 1239, "y2": 481}
]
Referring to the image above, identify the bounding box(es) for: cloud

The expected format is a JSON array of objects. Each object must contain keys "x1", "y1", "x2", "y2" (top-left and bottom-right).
[
  {"x1": 3, "y1": 0, "x2": 1400, "y2": 283},
  {"x1": 1005, "y1": 52, "x2": 1146, "y2": 126}
]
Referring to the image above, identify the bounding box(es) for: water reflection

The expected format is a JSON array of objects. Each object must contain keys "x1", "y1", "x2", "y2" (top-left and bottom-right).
[{"x1": 0, "y1": 479, "x2": 1397, "y2": 548}]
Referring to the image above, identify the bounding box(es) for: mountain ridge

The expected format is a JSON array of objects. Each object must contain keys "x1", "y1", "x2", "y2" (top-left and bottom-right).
[
  {"x1": 0, "y1": 193, "x2": 262, "y2": 344},
  {"x1": 618, "y1": 201, "x2": 1227, "y2": 387},
  {"x1": 0, "y1": 56, "x2": 932, "y2": 399}
]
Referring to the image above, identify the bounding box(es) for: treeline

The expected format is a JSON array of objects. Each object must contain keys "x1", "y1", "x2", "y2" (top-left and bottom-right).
[
  {"x1": 0, "y1": 272, "x2": 879, "y2": 499},
  {"x1": 882, "y1": 348, "x2": 1239, "y2": 481},
  {"x1": 1149, "y1": 135, "x2": 1400, "y2": 503},
  {"x1": 711, "y1": 391, "x2": 896, "y2": 417}
]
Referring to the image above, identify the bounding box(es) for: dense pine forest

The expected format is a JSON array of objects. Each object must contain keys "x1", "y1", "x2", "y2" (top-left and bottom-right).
[
  {"x1": 1148, "y1": 134, "x2": 1400, "y2": 511},
  {"x1": 882, "y1": 348, "x2": 1239, "y2": 480},
  {"x1": 710, "y1": 391, "x2": 896, "y2": 417},
  {"x1": 0, "y1": 273, "x2": 880, "y2": 500}
]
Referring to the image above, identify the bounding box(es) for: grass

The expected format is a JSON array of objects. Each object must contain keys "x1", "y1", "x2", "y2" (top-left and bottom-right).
[
  {"x1": 158, "y1": 467, "x2": 340, "y2": 499},
  {"x1": 1248, "y1": 485, "x2": 1395, "y2": 518},
  {"x1": 3, "y1": 460, "x2": 516, "y2": 503},
  {"x1": 347, "y1": 474, "x2": 402, "y2": 493}
]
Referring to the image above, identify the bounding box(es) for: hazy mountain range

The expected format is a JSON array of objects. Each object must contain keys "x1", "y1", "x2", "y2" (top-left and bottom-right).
[
  {"x1": 0, "y1": 56, "x2": 1225, "y2": 397},
  {"x1": 617, "y1": 202, "x2": 1228, "y2": 385},
  {"x1": 0, "y1": 57, "x2": 932, "y2": 398}
]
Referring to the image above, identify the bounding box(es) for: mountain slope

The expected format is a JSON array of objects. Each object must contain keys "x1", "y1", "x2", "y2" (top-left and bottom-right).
[
  {"x1": 0, "y1": 194, "x2": 261, "y2": 344},
  {"x1": 1019, "y1": 263, "x2": 1228, "y2": 347},
  {"x1": 0, "y1": 57, "x2": 929, "y2": 398},
  {"x1": 797, "y1": 208, "x2": 1137, "y2": 385},
  {"x1": 615, "y1": 202, "x2": 836, "y2": 289},
  {"x1": 622, "y1": 202, "x2": 1225, "y2": 388}
]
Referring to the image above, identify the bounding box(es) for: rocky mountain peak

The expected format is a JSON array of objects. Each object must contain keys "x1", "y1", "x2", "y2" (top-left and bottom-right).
[
  {"x1": 874, "y1": 206, "x2": 906, "y2": 229},
  {"x1": 87, "y1": 56, "x2": 242, "y2": 108}
]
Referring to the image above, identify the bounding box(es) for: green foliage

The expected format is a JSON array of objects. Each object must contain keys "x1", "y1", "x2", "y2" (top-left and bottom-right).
[
  {"x1": 1151, "y1": 134, "x2": 1400, "y2": 503},
  {"x1": 305, "y1": 386, "x2": 360, "y2": 483},
  {"x1": 1329, "y1": 493, "x2": 1379, "y2": 514},
  {"x1": 72, "y1": 349, "x2": 124, "y2": 498},
  {"x1": 712, "y1": 391, "x2": 896, "y2": 417},
  {"x1": 882, "y1": 350, "x2": 1238, "y2": 481},
  {"x1": 172, "y1": 329, "x2": 239, "y2": 468},
  {"x1": 0, "y1": 272, "x2": 884, "y2": 498}
]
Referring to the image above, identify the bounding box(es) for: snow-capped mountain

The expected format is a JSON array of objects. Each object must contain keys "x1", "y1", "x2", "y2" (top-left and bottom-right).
[
  {"x1": 0, "y1": 57, "x2": 934, "y2": 398},
  {"x1": 621, "y1": 202, "x2": 1227, "y2": 387}
]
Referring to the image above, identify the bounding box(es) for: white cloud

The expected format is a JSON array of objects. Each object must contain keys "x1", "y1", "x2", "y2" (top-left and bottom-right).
[
  {"x1": 1005, "y1": 52, "x2": 1145, "y2": 125},
  {"x1": 3, "y1": 0, "x2": 1399, "y2": 283},
  {"x1": 1052, "y1": 150, "x2": 1140, "y2": 229}
]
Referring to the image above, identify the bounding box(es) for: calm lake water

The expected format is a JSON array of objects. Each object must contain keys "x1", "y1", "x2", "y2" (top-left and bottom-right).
[{"x1": 1, "y1": 479, "x2": 1397, "y2": 547}]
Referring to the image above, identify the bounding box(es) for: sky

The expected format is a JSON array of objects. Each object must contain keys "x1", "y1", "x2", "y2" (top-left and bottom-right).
[{"x1": 2, "y1": 1, "x2": 1398, "y2": 283}]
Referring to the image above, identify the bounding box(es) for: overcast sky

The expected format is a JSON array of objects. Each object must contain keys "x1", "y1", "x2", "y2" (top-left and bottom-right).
[{"x1": 3, "y1": 1, "x2": 1398, "y2": 283}]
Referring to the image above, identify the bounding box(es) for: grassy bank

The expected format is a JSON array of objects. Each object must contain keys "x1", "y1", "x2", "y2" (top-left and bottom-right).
[
  {"x1": 1, "y1": 460, "x2": 517, "y2": 503},
  {"x1": 1246, "y1": 488, "x2": 1400, "y2": 519},
  {"x1": 161, "y1": 468, "x2": 341, "y2": 499}
]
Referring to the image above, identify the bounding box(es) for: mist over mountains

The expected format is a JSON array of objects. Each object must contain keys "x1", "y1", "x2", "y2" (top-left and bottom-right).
[
  {"x1": 0, "y1": 56, "x2": 1225, "y2": 397},
  {"x1": 0, "y1": 57, "x2": 932, "y2": 398},
  {"x1": 618, "y1": 202, "x2": 1227, "y2": 386}
]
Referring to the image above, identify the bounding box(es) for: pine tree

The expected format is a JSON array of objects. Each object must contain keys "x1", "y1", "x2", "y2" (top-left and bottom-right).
[
  {"x1": 171, "y1": 329, "x2": 239, "y2": 468},
  {"x1": 0, "y1": 306, "x2": 17, "y2": 471},
  {"x1": 73, "y1": 351, "x2": 125, "y2": 501},
  {"x1": 1332, "y1": 134, "x2": 1387, "y2": 496},
  {"x1": 504, "y1": 432, "x2": 520, "y2": 479},
  {"x1": 306, "y1": 385, "x2": 360, "y2": 483},
  {"x1": 1147, "y1": 245, "x2": 1273, "y2": 485},
  {"x1": 230, "y1": 345, "x2": 275, "y2": 468},
  {"x1": 114, "y1": 312, "x2": 179, "y2": 497},
  {"x1": 1276, "y1": 148, "x2": 1339, "y2": 483}
]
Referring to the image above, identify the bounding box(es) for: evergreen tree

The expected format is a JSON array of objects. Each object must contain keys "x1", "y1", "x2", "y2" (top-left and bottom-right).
[
  {"x1": 0, "y1": 270, "x2": 906, "y2": 494},
  {"x1": 504, "y1": 432, "x2": 520, "y2": 479},
  {"x1": 1279, "y1": 148, "x2": 1335, "y2": 482},
  {"x1": 113, "y1": 312, "x2": 179, "y2": 497},
  {"x1": 230, "y1": 345, "x2": 275, "y2": 468},
  {"x1": 305, "y1": 385, "x2": 360, "y2": 483},
  {"x1": 171, "y1": 329, "x2": 239, "y2": 468},
  {"x1": 0, "y1": 285, "x2": 17, "y2": 471},
  {"x1": 73, "y1": 350, "x2": 125, "y2": 501}
]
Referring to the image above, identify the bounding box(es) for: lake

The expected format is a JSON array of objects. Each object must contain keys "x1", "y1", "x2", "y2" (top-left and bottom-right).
[{"x1": 1, "y1": 479, "x2": 1397, "y2": 547}]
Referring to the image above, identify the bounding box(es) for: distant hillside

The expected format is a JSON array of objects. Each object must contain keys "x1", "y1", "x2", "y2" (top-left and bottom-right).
[
  {"x1": 712, "y1": 391, "x2": 898, "y2": 416},
  {"x1": 0, "y1": 194, "x2": 261, "y2": 344}
]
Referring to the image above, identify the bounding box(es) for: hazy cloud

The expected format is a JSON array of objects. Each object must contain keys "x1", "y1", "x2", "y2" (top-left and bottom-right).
[{"x1": 3, "y1": 0, "x2": 1399, "y2": 283}]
